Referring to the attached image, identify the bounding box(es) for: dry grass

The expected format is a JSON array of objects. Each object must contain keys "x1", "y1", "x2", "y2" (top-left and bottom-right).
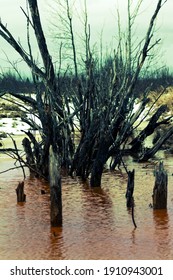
[{"x1": 148, "y1": 86, "x2": 173, "y2": 115}]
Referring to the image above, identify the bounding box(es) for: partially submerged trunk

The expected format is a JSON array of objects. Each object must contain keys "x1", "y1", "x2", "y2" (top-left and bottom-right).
[
  {"x1": 152, "y1": 162, "x2": 167, "y2": 209},
  {"x1": 16, "y1": 181, "x2": 26, "y2": 203},
  {"x1": 90, "y1": 140, "x2": 109, "y2": 187},
  {"x1": 126, "y1": 170, "x2": 137, "y2": 228},
  {"x1": 126, "y1": 169, "x2": 135, "y2": 208},
  {"x1": 49, "y1": 146, "x2": 62, "y2": 226},
  {"x1": 90, "y1": 159, "x2": 105, "y2": 188}
]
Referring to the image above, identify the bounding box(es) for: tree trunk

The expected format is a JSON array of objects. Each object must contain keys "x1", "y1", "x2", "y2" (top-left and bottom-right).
[
  {"x1": 126, "y1": 169, "x2": 137, "y2": 228},
  {"x1": 22, "y1": 137, "x2": 36, "y2": 174},
  {"x1": 90, "y1": 141, "x2": 109, "y2": 187},
  {"x1": 90, "y1": 159, "x2": 104, "y2": 188},
  {"x1": 126, "y1": 169, "x2": 135, "y2": 208},
  {"x1": 152, "y1": 162, "x2": 167, "y2": 209},
  {"x1": 16, "y1": 181, "x2": 26, "y2": 203},
  {"x1": 49, "y1": 146, "x2": 62, "y2": 226}
]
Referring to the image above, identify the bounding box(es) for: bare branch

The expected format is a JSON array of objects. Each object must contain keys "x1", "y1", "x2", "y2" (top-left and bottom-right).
[
  {"x1": 8, "y1": 134, "x2": 26, "y2": 179},
  {"x1": 0, "y1": 21, "x2": 45, "y2": 79},
  {"x1": 0, "y1": 165, "x2": 26, "y2": 175}
]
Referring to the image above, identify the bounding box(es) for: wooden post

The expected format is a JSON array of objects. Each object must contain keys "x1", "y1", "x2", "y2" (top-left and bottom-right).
[
  {"x1": 152, "y1": 162, "x2": 167, "y2": 209},
  {"x1": 16, "y1": 181, "x2": 26, "y2": 202},
  {"x1": 49, "y1": 146, "x2": 62, "y2": 227}
]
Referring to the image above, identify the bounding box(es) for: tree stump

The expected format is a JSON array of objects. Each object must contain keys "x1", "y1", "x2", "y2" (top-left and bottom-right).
[
  {"x1": 16, "y1": 181, "x2": 26, "y2": 202},
  {"x1": 49, "y1": 146, "x2": 62, "y2": 227},
  {"x1": 152, "y1": 162, "x2": 167, "y2": 209}
]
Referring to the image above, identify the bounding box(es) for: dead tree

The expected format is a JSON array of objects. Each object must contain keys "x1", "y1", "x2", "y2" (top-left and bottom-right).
[
  {"x1": 0, "y1": 0, "x2": 168, "y2": 190},
  {"x1": 69, "y1": 0, "x2": 167, "y2": 187},
  {"x1": 49, "y1": 146, "x2": 62, "y2": 227},
  {"x1": 152, "y1": 162, "x2": 167, "y2": 209},
  {"x1": 139, "y1": 126, "x2": 173, "y2": 161},
  {"x1": 130, "y1": 105, "x2": 168, "y2": 153},
  {"x1": 16, "y1": 181, "x2": 26, "y2": 202}
]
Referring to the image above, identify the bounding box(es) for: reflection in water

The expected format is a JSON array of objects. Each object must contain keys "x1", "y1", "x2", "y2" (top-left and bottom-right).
[
  {"x1": 130, "y1": 228, "x2": 137, "y2": 246},
  {"x1": 49, "y1": 227, "x2": 64, "y2": 259},
  {"x1": 1, "y1": 156, "x2": 173, "y2": 259},
  {"x1": 153, "y1": 210, "x2": 171, "y2": 259}
]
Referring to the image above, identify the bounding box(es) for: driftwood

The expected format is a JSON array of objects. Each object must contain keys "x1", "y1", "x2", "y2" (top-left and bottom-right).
[
  {"x1": 152, "y1": 162, "x2": 167, "y2": 209},
  {"x1": 49, "y1": 146, "x2": 62, "y2": 227},
  {"x1": 16, "y1": 181, "x2": 26, "y2": 202}
]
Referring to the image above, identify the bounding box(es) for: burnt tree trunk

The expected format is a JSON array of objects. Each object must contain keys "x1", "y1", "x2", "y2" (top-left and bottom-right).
[
  {"x1": 49, "y1": 146, "x2": 62, "y2": 227},
  {"x1": 22, "y1": 131, "x2": 41, "y2": 168},
  {"x1": 126, "y1": 169, "x2": 135, "y2": 208},
  {"x1": 22, "y1": 137, "x2": 36, "y2": 174},
  {"x1": 90, "y1": 158, "x2": 105, "y2": 188},
  {"x1": 126, "y1": 170, "x2": 137, "y2": 228},
  {"x1": 130, "y1": 105, "x2": 167, "y2": 153},
  {"x1": 16, "y1": 181, "x2": 26, "y2": 203},
  {"x1": 90, "y1": 141, "x2": 109, "y2": 187},
  {"x1": 152, "y1": 162, "x2": 167, "y2": 209},
  {"x1": 140, "y1": 126, "x2": 173, "y2": 161}
]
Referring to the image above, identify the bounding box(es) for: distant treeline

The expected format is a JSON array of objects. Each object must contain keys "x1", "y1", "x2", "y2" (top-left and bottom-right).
[
  {"x1": 0, "y1": 67, "x2": 172, "y2": 96},
  {"x1": 135, "y1": 68, "x2": 173, "y2": 96},
  {"x1": 0, "y1": 72, "x2": 36, "y2": 93}
]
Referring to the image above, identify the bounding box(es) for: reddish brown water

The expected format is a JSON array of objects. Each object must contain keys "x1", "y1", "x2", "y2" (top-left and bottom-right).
[{"x1": 1, "y1": 153, "x2": 173, "y2": 260}]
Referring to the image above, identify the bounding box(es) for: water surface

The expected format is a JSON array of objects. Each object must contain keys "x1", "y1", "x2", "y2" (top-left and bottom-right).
[{"x1": 0, "y1": 152, "x2": 173, "y2": 260}]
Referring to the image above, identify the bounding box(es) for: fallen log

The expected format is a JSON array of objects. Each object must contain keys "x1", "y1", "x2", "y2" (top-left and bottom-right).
[
  {"x1": 130, "y1": 105, "x2": 167, "y2": 153},
  {"x1": 139, "y1": 126, "x2": 173, "y2": 161}
]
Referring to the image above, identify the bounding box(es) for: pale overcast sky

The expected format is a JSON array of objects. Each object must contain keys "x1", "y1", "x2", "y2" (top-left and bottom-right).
[{"x1": 0, "y1": 0, "x2": 172, "y2": 76}]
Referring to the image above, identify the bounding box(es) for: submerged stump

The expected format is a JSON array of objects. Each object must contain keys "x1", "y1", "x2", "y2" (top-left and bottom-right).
[
  {"x1": 49, "y1": 146, "x2": 62, "y2": 227},
  {"x1": 16, "y1": 181, "x2": 26, "y2": 202},
  {"x1": 152, "y1": 162, "x2": 168, "y2": 209}
]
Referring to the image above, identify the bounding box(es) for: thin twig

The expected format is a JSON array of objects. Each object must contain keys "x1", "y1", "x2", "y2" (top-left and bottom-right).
[
  {"x1": 8, "y1": 134, "x2": 26, "y2": 179},
  {"x1": 0, "y1": 165, "x2": 26, "y2": 175}
]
